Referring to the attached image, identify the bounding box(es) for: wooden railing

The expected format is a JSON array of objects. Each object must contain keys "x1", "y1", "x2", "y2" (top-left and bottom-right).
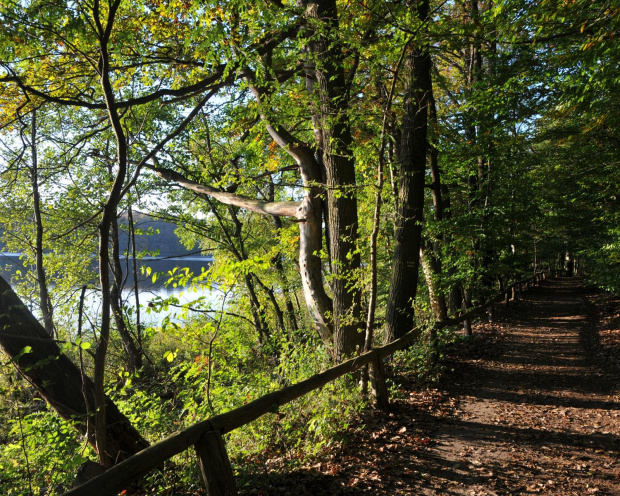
[{"x1": 62, "y1": 272, "x2": 545, "y2": 496}]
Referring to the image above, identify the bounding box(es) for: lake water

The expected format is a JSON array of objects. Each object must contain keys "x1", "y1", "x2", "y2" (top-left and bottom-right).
[
  {"x1": 0, "y1": 252, "x2": 218, "y2": 326},
  {"x1": 0, "y1": 252, "x2": 213, "y2": 287}
]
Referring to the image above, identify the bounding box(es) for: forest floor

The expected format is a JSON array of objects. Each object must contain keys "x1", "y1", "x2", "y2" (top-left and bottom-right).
[{"x1": 239, "y1": 277, "x2": 620, "y2": 495}]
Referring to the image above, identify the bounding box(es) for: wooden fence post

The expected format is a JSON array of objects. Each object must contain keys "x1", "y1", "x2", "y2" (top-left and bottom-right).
[
  {"x1": 369, "y1": 357, "x2": 389, "y2": 409},
  {"x1": 195, "y1": 430, "x2": 237, "y2": 496},
  {"x1": 463, "y1": 318, "x2": 472, "y2": 337}
]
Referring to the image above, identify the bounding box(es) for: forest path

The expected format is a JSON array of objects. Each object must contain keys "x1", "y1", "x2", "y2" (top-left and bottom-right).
[
  {"x1": 240, "y1": 278, "x2": 620, "y2": 495},
  {"x1": 422, "y1": 277, "x2": 620, "y2": 495}
]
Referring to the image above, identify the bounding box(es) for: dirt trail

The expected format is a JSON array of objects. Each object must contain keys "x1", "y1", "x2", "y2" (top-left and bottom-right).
[
  {"x1": 241, "y1": 277, "x2": 620, "y2": 495},
  {"x1": 423, "y1": 277, "x2": 620, "y2": 495}
]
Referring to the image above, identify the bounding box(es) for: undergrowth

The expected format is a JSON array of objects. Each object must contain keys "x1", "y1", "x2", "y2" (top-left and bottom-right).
[{"x1": 0, "y1": 310, "x2": 467, "y2": 495}]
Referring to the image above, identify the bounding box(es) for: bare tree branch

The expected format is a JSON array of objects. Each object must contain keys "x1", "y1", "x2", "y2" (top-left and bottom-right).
[{"x1": 148, "y1": 166, "x2": 303, "y2": 218}]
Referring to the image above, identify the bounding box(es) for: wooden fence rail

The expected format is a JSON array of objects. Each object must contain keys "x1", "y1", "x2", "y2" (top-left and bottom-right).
[{"x1": 61, "y1": 272, "x2": 544, "y2": 496}]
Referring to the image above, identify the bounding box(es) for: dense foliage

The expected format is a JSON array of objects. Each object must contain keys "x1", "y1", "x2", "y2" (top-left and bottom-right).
[{"x1": 0, "y1": 0, "x2": 617, "y2": 493}]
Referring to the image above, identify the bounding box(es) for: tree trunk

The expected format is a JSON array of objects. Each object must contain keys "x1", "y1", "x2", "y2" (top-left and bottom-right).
[
  {"x1": 428, "y1": 82, "x2": 463, "y2": 316},
  {"x1": 95, "y1": 7, "x2": 131, "y2": 464},
  {"x1": 384, "y1": 0, "x2": 432, "y2": 343},
  {"x1": 271, "y1": 207, "x2": 299, "y2": 334},
  {"x1": 244, "y1": 274, "x2": 270, "y2": 343},
  {"x1": 110, "y1": 216, "x2": 143, "y2": 373},
  {"x1": 0, "y1": 276, "x2": 149, "y2": 460},
  {"x1": 29, "y1": 110, "x2": 55, "y2": 336},
  {"x1": 253, "y1": 274, "x2": 286, "y2": 334},
  {"x1": 301, "y1": 0, "x2": 363, "y2": 360},
  {"x1": 420, "y1": 243, "x2": 448, "y2": 321},
  {"x1": 128, "y1": 208, "x2": 143, "y2": 349},
  {"x1": 273, "y1": 251, "x2": 299, "y2": 334},
  {"x1": 423, "y1": 91, "x2": 449, "y2": 324},
  {"x1": 221, "y1": 203, "x2": 272, "y2": 341}
]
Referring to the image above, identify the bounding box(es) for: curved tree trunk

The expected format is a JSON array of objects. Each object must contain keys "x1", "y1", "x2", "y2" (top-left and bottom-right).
[
  {"x1": 301, "y1": 0, "x2": 363, "y2": 360},
  {"x1": 150, "y1": 163, "x2": 335, "y2": 344},
  {"x1": 0, "y1": 276, "x2": 149, "y2": 460},
  {"x1": 95, "y1": 5, "x2": 131, "y2": 464},
  {"x1": 29, "y1": 110, "x2": 55, "y2": 336}
]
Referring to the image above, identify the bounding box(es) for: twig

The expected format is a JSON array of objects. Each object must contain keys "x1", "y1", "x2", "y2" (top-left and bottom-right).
[
  {"x1": 17, "y1": 405, "x2": 34, "y2": 495},
  {"x1": 77, "y1": 285, "x2": 93, "y2": 455},
  {"x1": 206, "y1": 293, "x2": 229, "y2": 412}
]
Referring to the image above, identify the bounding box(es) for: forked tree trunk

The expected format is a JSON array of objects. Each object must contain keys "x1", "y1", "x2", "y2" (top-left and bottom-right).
[
  {"x1": 150, "y1": 165, "x2": 334, "y2": 345},
  {"x1": 301, "y1": 0, "x2": 363, "y2": 360},
  {"x1": 152, "y1": 0, "x2": 370, "y2": 358}
]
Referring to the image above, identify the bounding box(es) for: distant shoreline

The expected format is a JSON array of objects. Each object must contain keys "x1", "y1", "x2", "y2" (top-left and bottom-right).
[
  {"x1": 0, "y1": 252, "x2": 214, "y2": 289},
  {"x1": 0, "y1": 252, "x2": 214, "y2": 261}
]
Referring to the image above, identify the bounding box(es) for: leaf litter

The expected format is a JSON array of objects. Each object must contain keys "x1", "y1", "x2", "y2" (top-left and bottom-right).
[{"x1": 238, "y1": 278, "x2": 620, "y2": 495}]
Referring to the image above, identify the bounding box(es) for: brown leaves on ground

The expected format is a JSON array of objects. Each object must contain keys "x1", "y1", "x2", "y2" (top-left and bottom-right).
[
  {"x1": 239, "y1": 387, "x2": 457, "y2": 496},
  {"x1": 584, "y1": 291, "x2": 620, "y2": 372},
  {"x1": 239, "y1": 278, "x2": 620, "y2": 495}
]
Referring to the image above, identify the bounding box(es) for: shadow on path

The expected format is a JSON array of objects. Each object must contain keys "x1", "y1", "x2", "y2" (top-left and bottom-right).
[
  {"x1": 239, "y1": 278, "x2": 620, "y2": 495},
  {"x1": 416, "y1": 277, "x2": 620, "y2": 495}
]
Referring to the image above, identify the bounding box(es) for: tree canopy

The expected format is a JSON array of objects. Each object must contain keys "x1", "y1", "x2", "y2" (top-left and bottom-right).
[{"x1": 0, "y1": 0, "x2": 617, "y2": 489}]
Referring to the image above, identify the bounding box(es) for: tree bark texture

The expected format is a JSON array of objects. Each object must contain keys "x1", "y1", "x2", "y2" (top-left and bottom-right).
[
  {"x1": 0, "y1": 276, "x2": 149, "y2": 461},
  {"x1": 384, "y1": 1, "x2": 432, "y2": 343},
  {"x1": 301, "y1": 0, "x2": 363, "y2": 360}
]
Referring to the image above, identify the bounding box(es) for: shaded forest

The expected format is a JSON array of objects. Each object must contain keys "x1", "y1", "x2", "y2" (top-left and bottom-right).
[{"x1": 0, "y1": 0, "x2": 617, "y2": 493}]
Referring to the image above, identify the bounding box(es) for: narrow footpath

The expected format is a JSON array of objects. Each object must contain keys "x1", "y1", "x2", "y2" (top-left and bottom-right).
[
  {"x1": 241, "y1": 278, "x2": 620, "y2": 495},
  {"x1": 423, "y1": 277, "x2": 620, "y2": 495}
]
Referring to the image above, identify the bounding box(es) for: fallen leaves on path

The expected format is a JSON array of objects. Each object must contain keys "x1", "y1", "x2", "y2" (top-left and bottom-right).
[{"x1": 239, "y1": 278, "x2": 620, "y2": 495}]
